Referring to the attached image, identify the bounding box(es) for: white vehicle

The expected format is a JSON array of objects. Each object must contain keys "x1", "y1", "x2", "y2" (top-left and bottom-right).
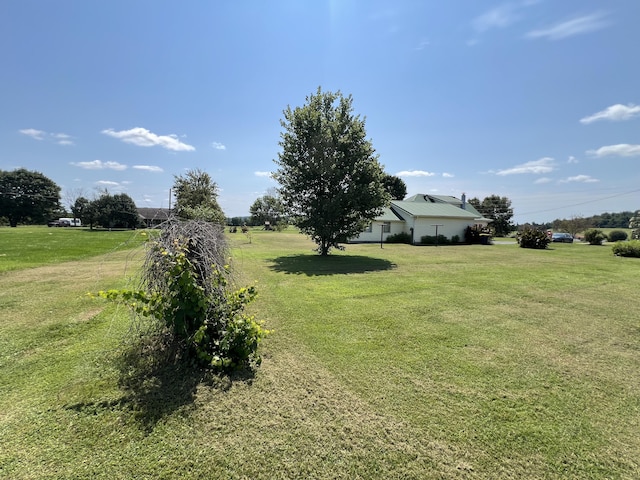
[{"x1": 58, "y1": 217, "x2": 82, "y2": 227}]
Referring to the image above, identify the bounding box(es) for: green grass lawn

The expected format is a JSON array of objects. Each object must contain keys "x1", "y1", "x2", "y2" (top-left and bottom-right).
[
  {"x1": 0, "y1": 226, "x2": 150, "y2": 273},
  {"x1": 1, "y1": 228, "x2": 639, "y2": 478}
]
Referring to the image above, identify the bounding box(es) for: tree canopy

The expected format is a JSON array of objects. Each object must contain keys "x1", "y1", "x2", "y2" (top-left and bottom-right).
[
  {"x1": 250, "y1": 194, "x2": 285, "y2": 227},
  {"x1": 82, "y1": 191, "x2": 139, "y2": 229},
  {"x1": 273, "y1": 88, "x2": 390, "y2": 255},
  {"x1": 469, "y1": 195, "x2": 514, "y2": 236},
  {"x1": 0, "y1": 168, "x2": 61, "y2": 227},
  {"x1": 382, "y1": 174, "x2": 407, "y2": 200},
  {"x1": 173, "y1": 169, "x2": 225, "y2": 224}
]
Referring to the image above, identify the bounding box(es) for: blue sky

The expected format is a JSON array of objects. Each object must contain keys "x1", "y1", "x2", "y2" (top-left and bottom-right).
[{"x1": 2, "y1": 0, "x2": 639, "y2": 224}]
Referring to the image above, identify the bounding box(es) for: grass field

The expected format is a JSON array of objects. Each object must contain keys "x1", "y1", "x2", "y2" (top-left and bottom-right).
[{"x1": 1, "y1": 227, "x2": 639, "y2": 479}]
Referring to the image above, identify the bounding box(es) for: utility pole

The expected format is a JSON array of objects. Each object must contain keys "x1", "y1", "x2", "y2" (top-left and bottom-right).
[{"x1": 431, "y1": 224, "x2": 443, "y2": 246}]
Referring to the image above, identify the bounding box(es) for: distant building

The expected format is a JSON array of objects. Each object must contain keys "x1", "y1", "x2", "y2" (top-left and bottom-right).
[{"x1": 137, "y1": 207, "x2": 171, "y2": 227}]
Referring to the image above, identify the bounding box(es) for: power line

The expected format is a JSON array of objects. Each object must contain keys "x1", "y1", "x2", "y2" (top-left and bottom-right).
[{"x1": 518, "y1": 188, "x2": 640, "y2": 217}]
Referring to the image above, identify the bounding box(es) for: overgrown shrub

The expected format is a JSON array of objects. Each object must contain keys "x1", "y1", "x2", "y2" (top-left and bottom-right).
[
  {"x1": 385, "y1": 231, "x2": 412, "y2": 244},
  {"x1": 584, "y1": 228, "x2": 607, "y2": 245},
  {"x1": 612, "y1": 240, "x2": 640, "y2": 258},
  {"x1": 97, "y1": 219, "x2": 269, "y2": 370},
  {"x1": 517, "y1": 228, "x2": 550, "y2": 249},
  {"x1": 451, "y1": 235, "x2": 461, "y2": 244},
  {"x1": 634, "y1": 228, "x2": 640, "y2": 240},
  {"x1": 420, "y1": 234, "x2": 450, "y2": 245},
  {"x1": 608, "y1": 230, "x2": 628, "y2": 242}
]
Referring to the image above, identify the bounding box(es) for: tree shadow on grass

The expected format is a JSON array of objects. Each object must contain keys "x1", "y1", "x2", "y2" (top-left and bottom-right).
[
  {"x1": 65, "y1": 332, "x2": 255, "y2": 433},
  {"x1": 269, "y1": 254, "x2": 396, "y2": 276}
]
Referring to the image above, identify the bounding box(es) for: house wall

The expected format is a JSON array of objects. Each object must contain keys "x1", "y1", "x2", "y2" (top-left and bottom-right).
[
  {"x1": 350, "y1": 221, "x2": 405, "y2": 243},
  {"x1": 411, "y1": 218, "x2": 477, "y2": 242}
]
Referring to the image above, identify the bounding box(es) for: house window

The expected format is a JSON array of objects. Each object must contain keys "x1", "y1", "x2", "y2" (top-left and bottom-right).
[
  {"x1": 364, "y1": 223, "x2": 372, "y2": 233},
  {"x1": 382, "y1": 222, "x2": 391, "y2": 233}
]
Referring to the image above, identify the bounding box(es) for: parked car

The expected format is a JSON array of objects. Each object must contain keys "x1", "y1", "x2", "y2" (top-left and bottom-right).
[{"x1": 551, "y1": 232, "x2": 573, "y2": 243}]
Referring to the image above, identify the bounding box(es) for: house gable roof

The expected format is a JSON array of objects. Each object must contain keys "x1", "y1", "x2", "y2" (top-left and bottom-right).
[
  {"x1": 376, "y1": 206, "x2": 404, "y2": 222},
  {"x1": 391, "y1": 200, "x2": 484, "y2": 220}
]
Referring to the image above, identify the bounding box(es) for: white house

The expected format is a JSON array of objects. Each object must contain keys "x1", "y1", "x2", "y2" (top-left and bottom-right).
[{"x1": 351, "y1": 193, "x2": 492, "y2": 244}]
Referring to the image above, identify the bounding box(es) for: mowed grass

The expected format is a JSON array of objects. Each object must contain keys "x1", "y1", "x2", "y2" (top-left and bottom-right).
[
  {"x1": 1, "y1": 228, "x2": 639, "y2": 479},
  {"x1": 0, "y1": 226, "x2": 150, "y2": 273}
]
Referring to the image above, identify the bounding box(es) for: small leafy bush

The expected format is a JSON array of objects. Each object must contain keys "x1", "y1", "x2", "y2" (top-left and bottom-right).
[
  {"x1": 385, "y1": 232, "x2": 412, "y2": 244},
  {"x1": 517, "y1": 228, "x2": 550, "y2": 249},
  {"x1": 584, "y1": 228, "x2": 607, "y2": 245},
  {"x1": 612, "y1": 240, "x2": 640, "y2": 258},
  {"x1": 420, "y1": 234, "x2": 450, "y2": 245},
  {"x1": 608, "y1": 230, "x2": 628, "y2": 242},
  {"x1": 451, "y1": 235, "x2": 461, "y2": 244}
]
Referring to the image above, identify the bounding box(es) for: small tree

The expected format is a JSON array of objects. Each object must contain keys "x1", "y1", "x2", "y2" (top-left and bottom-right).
[
  {"x1": 0, "y1": 168, "x2": 61, "y2": 227},
  {"x1": 89, "y1": 191, "x2": 140, "y2": 229},
  {"x1": 173, "y1": 169, "x2": 225, "y2": 224},
  {"x1": 97, "y1": 219, "x2": 269, "y2": 369},
  {"x1": 273, "y1": 87, "x2": 390, "y2": 255}
]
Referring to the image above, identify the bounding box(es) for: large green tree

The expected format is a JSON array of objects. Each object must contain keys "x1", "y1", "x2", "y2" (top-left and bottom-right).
[
  {"x1": 469, "y1": 195, "x2": 514, "y2": 236},
  {"x1": 273, "y1": 88, "x2": 390, "y2": 255},
  {"x1": 382, "y1": 174, "x2": 407, "y2": 200},
  {"x1": 173, "y1": 169, "x2": 225, "y2": 224},
  {"x1": 87, "y1": 191, "x2": 139, "y2": 229},
  {"x1": 249, "y1": 194, "x2": 285, "y2": 227},
  {"x1": 0, "y1": 168, "x2": 61, "y2": 227}
]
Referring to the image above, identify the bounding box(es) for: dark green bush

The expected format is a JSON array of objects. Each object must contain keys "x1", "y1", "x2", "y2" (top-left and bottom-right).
[
  {"x1": 517, "y1": 228, "x2": 550, "y2": 249},
  {"x1": 608, "y1": 230, "x2": 628, "y2": 242},
  {"x1": 420, "y1": 234, "x2": 450, "y2": 245},
  {"x1": 385, "y1": 231, "x2": 412, "y2": 244},
  {"x1": 464, "y1": 225, "x2": 492, "y2": 244},
  {"x1": 612, "y1": 240, "x2": 640, "y2": 258},
  {"x1": 584, "y1": 228, "x2": 607, "y2": 245},
  {"x1": 451, "y1": 235, "x2": 461, "y2": 244},
  {"x1": 634, "y1": 228, "x2": 640, "y2": 240}
]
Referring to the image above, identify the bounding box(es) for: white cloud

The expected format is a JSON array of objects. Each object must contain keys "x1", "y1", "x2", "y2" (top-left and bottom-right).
[
  {"x1": 568, "y1": 156, "x2": 579, "y2": 164},
  {"x1": 254, "y1": 171, "x2": 272, "y2": 177},
  {"x1": 396, "y1": 170, "x2": 436, "y2": 177},
  {"x1": 560, "y1": 175, "x2": 599, "y2": 183},
  {"x1": 495, "y1": 157, "x2": 555, "y2": 175},
  {"x1": 71, "y1": 160, "x2": 127, "y2": 170},
  {"x1": 102, "y1": 127, "x2": 195, "y2": 151},
  {"x1": 526, "y1": 12, "x2": 609, "y2": 40},
  {"x1": 20, "y1": 128, "x2": 74, "y2": 145},
  {"x1": 212, "y1": 142, "x2": 226, "y2": 150},
  {"x1": 414, "y1": 39, "x2": 430, "y2": 51},
  {"x1": 96, "y1": 180, "x2": 120, "y2": 186},
  {"x1": 473, "y1": 4, "x2": 521, "y2": 32},
  {"x1": 534, "y1": 177, "x2": 552, "y2": 184},
  {"x1": 580, "y1": 104, "x2": 640, "y2": 124},
  {"x1": 442, "y1": 172, "x2": 455, "y2": 178},
  {"x1": 133, "y1": 165, "x2": 164, "y2": 172},
  {"x1": 19, "y1": 128, "x2": 46, "y2": 140},
  {"x1": 587, "y1": 144, "x2": 640, "y2": 157}
]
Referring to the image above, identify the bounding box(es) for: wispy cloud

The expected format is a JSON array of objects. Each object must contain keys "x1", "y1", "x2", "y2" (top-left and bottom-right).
[
  {"x1": 96, "y1": 180, "x2": 120, "y2": 186},
  {"x1": 133, "y1": 165, "x2": 164, "y2": 173},
  {"x1": 587, "y1": 144, "x2": 640, "y2": 157},
  {"x1": 534, "y1": 177, "x2": 553, "y2": 184},
  {"x1": 568, "y1": 156, "x2": 579, "y2": 164},
  {"x1": 102, "y1": 127, "x2": 195, "y2": 151},
  {"x1": 71, "y1": 160, "x2": 127, "y2": 170},
  {"x1": 396, "y1": 170, "x2": 436, "y2": 177},
  {"x1": 473, "y1": 3, "x2": 522, "y2": 33},
  {"x1": 254, "y1": 171, "x2": 272, "y2": 177},
  {"x1": 495, "y1": 157, "x2": 556, "y2": 175},
  {"x1": 442, "y1": 172, "x2": 455, "y2": 178},
  {"x1": 20, "y1": 128, "x2": 74, "y2": 145},
  {"x1": 560, "y1": 175, "x2": 599, "y2": 183},
  {"x1": 526, "y1": 12, "x2": 609, "y2": 40},
  {"x1": 212, "y1": 142, "x2": 226, "y2": 150},
  {"x1": 580, "y1": 104, "x2": 640, "y2": 124}
]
